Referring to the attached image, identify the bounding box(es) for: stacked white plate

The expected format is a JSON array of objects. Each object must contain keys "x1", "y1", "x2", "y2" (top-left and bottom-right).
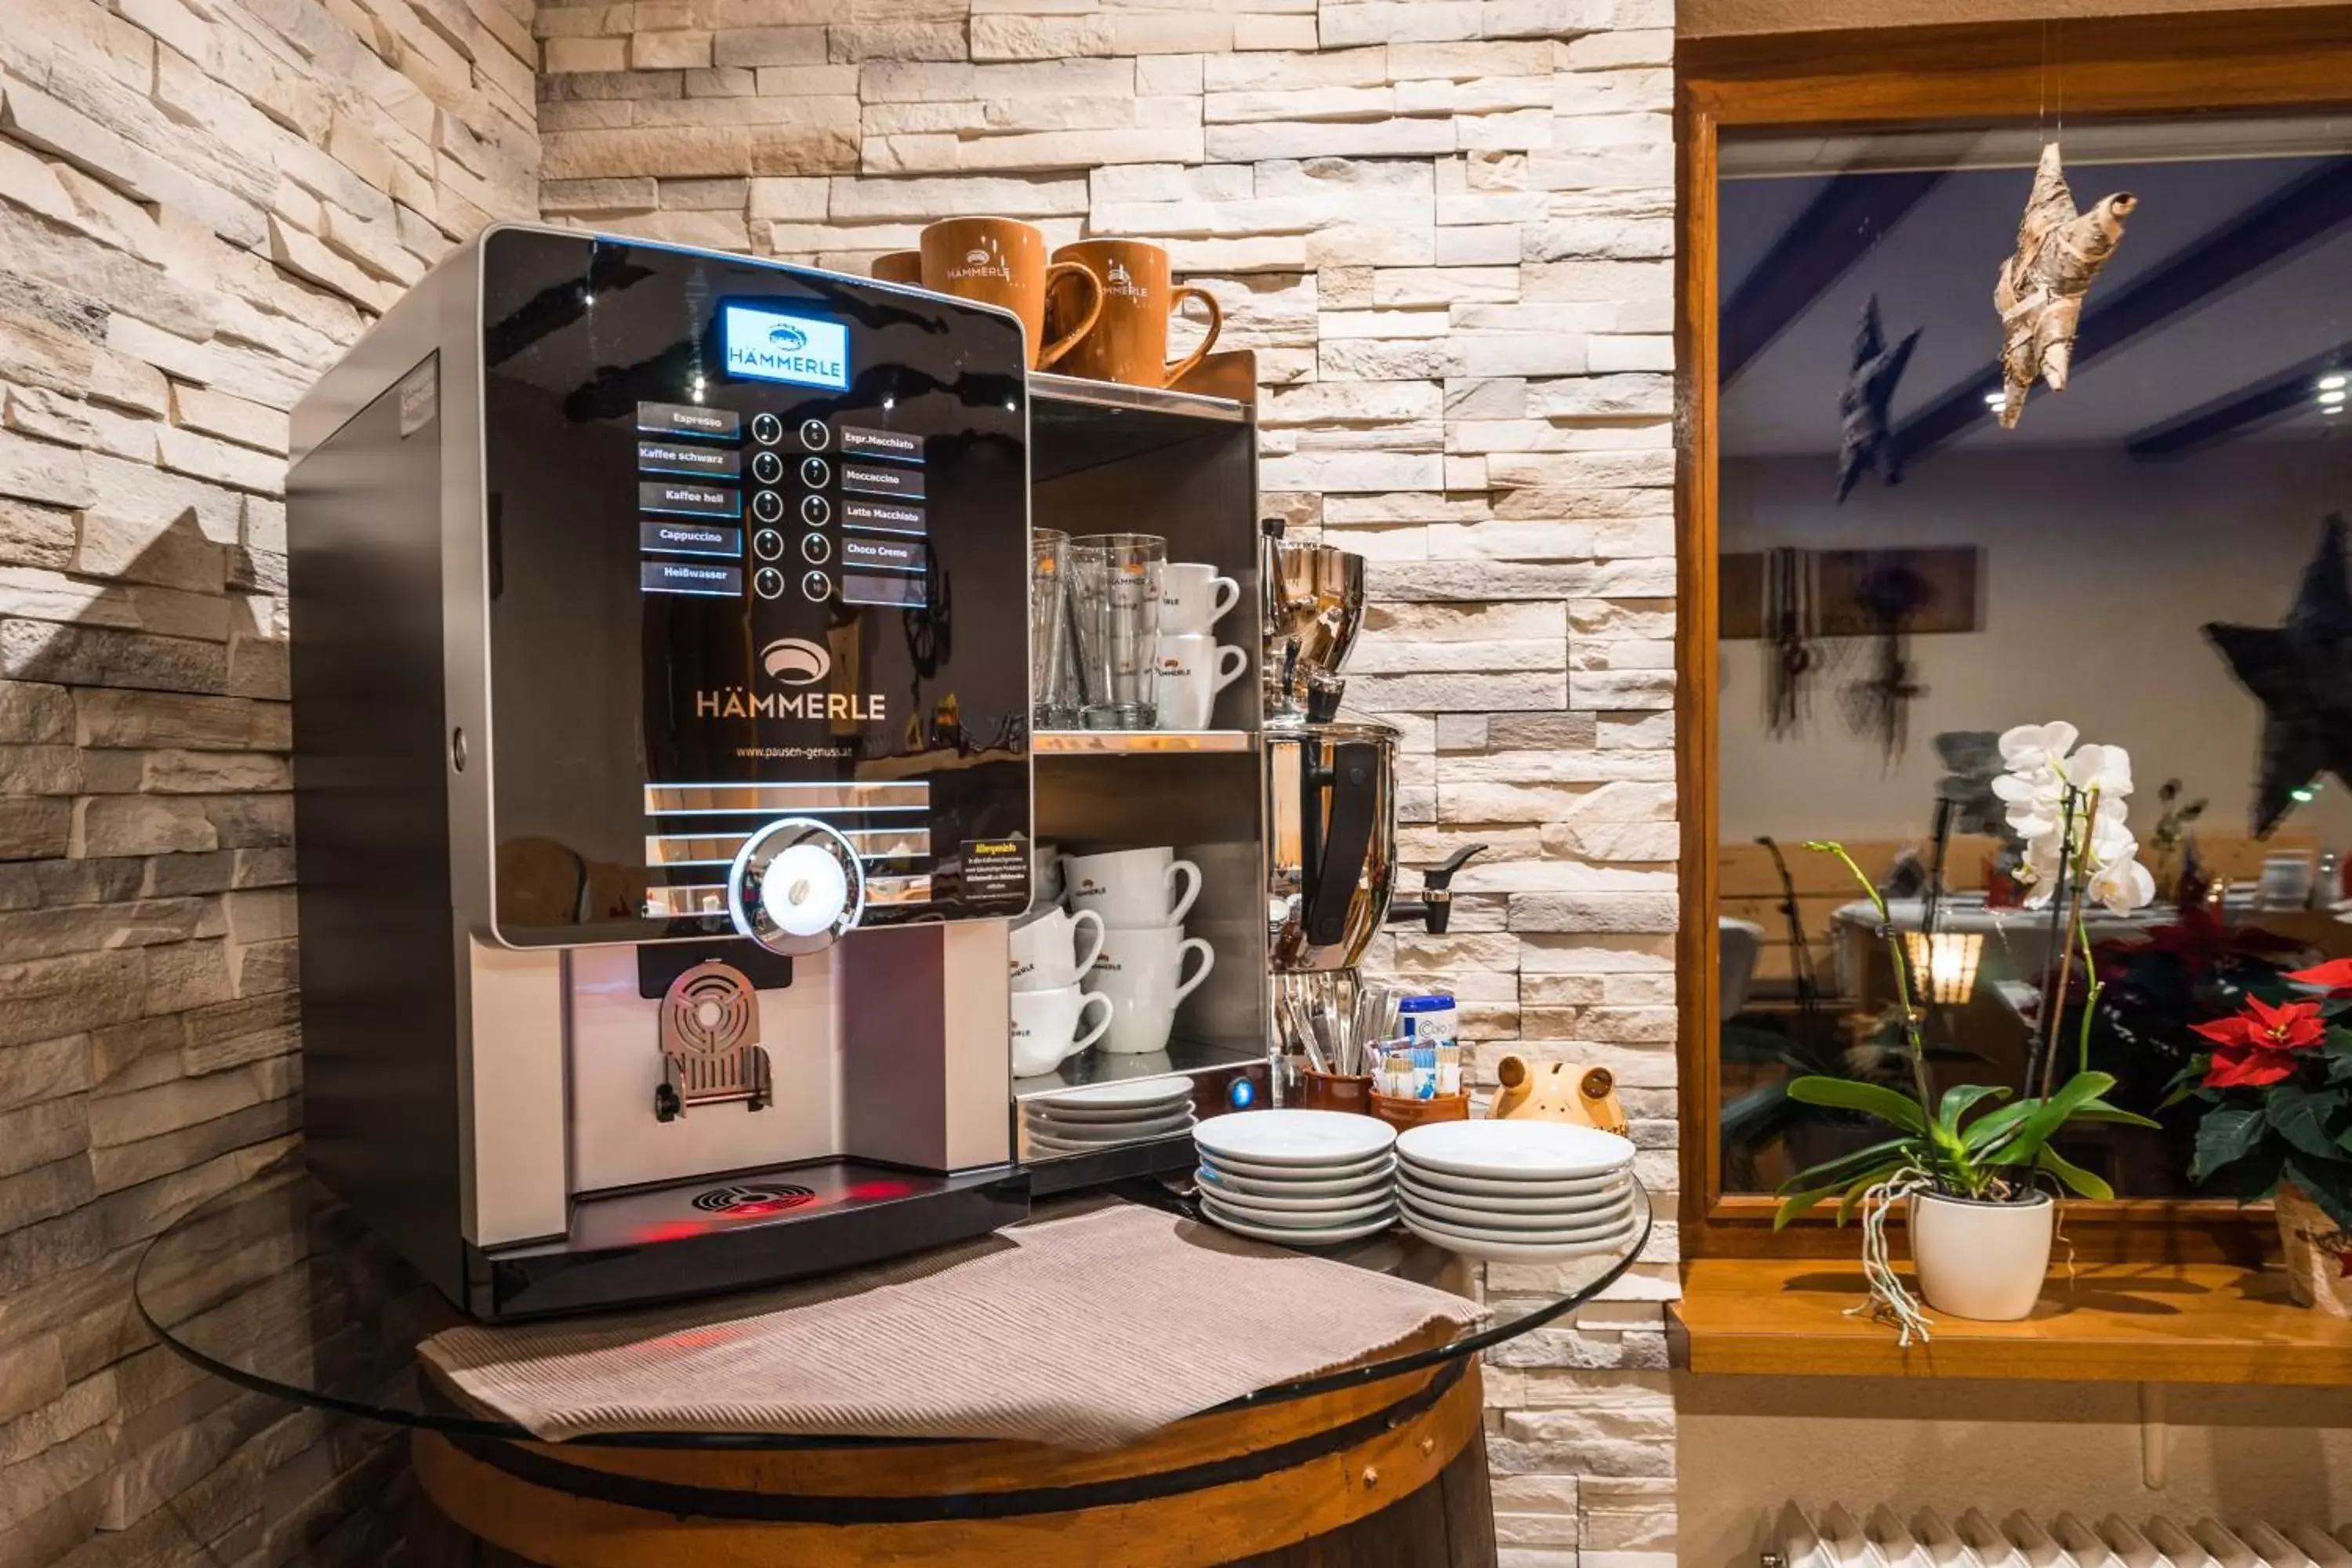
[
  {"x1": 1023, "y1": 1075, "x2": 1197, "y2": 1156},
  {"x1": 1395, "y1": 1120, "x2": 1640, "y2": 1262},
  {"x1": 1191, "y1": 1109, "x2": 1398, "y2": 1246}
]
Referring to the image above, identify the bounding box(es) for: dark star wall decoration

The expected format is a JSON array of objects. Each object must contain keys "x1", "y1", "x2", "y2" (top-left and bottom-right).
[
  {"x1": 2204, "y1": 514, "x2": 2352, "y2": 837},
  {"x1": 1836, "y1": 294, "x2": 1921, "y2": 503}
]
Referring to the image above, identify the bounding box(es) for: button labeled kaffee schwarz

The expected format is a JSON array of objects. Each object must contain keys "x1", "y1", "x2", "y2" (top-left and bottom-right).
[
  {"x1": 641, "y1": 481, "x2": 740, "y2": 519},
  {"x1": 840, "y1": 462, "x2": 924, "y2": 500},
  {"x1": 637, "y1": 440, "x2": 741, "y2": 479}
]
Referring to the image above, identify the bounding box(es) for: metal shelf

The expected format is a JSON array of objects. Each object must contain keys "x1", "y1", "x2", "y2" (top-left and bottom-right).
[
  {"x1": 1029, "y1": 372, "x2": 1250, "y2": 425},
  {"x1": 1033, "y1": 729, "x2": 1256, "y2": 755}
]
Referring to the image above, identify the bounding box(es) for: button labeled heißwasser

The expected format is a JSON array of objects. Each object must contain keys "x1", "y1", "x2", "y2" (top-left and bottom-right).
[{"x1": 642, "y1": 560, "x2": 742, "y2": 597}]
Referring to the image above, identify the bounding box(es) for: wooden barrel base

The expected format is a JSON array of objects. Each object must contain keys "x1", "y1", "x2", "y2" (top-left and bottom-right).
[{"x1": 409, "y1": 1360, "x2": 1495, "y2": 1568}]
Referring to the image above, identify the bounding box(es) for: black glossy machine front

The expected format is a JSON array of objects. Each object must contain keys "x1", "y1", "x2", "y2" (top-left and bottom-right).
[{"x1": 289, "y1": 228, "x2": 1034, "y2": 1318}]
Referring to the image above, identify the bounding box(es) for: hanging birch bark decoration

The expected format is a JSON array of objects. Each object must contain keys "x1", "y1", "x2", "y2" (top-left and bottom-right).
[{"x1": 1994, "y1": 143, "x2": 2136, "y2": 428}]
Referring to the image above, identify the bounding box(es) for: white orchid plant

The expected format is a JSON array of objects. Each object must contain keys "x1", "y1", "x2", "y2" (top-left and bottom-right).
[
  {"x1": 1988, "y1": 721, "x2": 2158, "y2": 1097},
  {"x1": 1775, "y1": 720, "x2": 2161, "y2": 1232}
]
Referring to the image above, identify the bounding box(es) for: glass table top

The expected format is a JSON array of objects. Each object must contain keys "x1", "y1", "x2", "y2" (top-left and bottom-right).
[{"x1": 136, "y1": 1149, "x2": 1653, "y2": 1450}]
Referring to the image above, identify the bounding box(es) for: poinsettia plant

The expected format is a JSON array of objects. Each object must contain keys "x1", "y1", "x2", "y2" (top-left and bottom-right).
[{"x1": 2171, "y1": 959, "x2": 2352, "y2": 1230}]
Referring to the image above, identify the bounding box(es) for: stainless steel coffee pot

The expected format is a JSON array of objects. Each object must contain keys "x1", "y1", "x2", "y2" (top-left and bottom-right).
[
  {"x1": 1262, "y1": 520, "x2": 1367, "y2": 721},
  {"x1": 1265, "y1": 720, "x2": 1397, "y2": 972}
]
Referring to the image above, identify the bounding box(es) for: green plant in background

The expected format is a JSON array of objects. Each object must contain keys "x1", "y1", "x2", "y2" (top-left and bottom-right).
[{"x1": 1773, "y1": 838, "x2": 2158, "y2": 1226}]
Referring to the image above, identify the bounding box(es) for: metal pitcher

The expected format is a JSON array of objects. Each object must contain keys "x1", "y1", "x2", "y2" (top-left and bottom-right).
[
  {"x1": 1261, "y1": 521, "x2": 1367, "y2": 721},
  {"x1": 1265, "y1": 720, "x2": 1397, "y2": 972}
]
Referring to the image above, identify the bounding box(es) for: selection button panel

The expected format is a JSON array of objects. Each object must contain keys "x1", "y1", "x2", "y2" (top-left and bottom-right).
[
  {"x1": 638, "y1": 439, "x2": 741, "y2": 479},
  {"x1": 643, "y1": 561, "x2": 742, "y2": 597},
  {"x1": 838, "y1": 426, "x2": 924, "y2": 465},
  {"x1": 840, "y1": 534, "x2": 921, "y2": 572},
  {"x1": 638, "y1": 402, "x2": 741, "y2": 442},
  {"x1": 841, "y1": 499, "x2": 926, "y2": 537}
]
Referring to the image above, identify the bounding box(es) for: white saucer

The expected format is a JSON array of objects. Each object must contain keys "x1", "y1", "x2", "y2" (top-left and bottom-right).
[
  {"x1": 1028, "y1": 1106, "x2": 1195, "y2": 1141},
  {"x1": 1398, "y1": 1187, "x2": 1635, "y2": 1234},
  {"x1": 1392, "y1": 1171, "x2": 1637, "y2": 1222},
  {"x1": 1199, "y1": 1203, "x2": 1397, "y2": 1247},
  {"x1": 1194, "y1": 1109, "x2": 1396, "y2": 1168},
  {"x1": 1029, "y1": 1075, "x2": 1196, "y2": 1112},
  {"x1": 1199, "y1": 1146, "x2": 1396, "y2": 1184},
  {"x1": 1202, "y1": 1192, "x2": 1392, "y2": 1230},
  {"x1": 1196, "y1": 1160, "x2": 1395, "y2": 1200},
  {"x1": 1395, "y1": 1120, "x2": 1634, "y2": 1182},
  {"x1": 1028, "y1": 1121, "x2": 1195, "y2": 1154},
  {"x1": 1399, "y1": 1210, "x2": 1639, "y2": 1261},
  {"x1": 1397, "y1": 1164, "x2": 1630, "y2": 1201},
  {"x1": 1196, "y1": 1178, "x2": 1395, "y2": 1215},
  {"x1": 1026, "y1": 1094, "x2": 1194, "y2": 1123}
]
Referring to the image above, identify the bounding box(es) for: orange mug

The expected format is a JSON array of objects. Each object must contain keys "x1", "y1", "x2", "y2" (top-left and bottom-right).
[
  {"x1": 1050, "y1": 238, "x2": 1223, "y2": 388},
  {"x1": 870, "y1": 250, "x2": 923, "y2": 286},
  {"x1": 918, "y1": 217, "x2": 1102, "y2": 371}
]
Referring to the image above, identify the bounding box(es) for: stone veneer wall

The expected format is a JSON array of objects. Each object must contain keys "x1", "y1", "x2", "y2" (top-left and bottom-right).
[
  {"x1": 535, "y1": 2, "x2": 1680, "y2": 1559},
  {"x1": 0, "y1": 2, "x2": 536, "y2": 1562}
]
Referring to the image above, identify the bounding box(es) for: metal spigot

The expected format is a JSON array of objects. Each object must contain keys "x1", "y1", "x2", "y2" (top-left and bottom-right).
[{"x1": 1387, "y1": 843, "x2": 1486, "y2": 935}]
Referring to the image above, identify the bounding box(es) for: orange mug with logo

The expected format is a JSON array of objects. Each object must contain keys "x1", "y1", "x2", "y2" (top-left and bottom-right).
[
  {"x1": 919, "y1": 217, "x2": 1102, "y2": 370},
  {"x1": 870, "y1": 250, "x2": 924, "y2": 286},
  {"x1": 1050, "y1": 238, "x2": 1223, "y2": 389}
]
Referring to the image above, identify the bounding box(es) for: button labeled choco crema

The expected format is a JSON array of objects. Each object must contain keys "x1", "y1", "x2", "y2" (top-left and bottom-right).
[{"x1": 840, "y1": 534, "x2": 921, "y2": 572}]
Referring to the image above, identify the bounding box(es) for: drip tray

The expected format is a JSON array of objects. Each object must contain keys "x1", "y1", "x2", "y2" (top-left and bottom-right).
[{"x1": 467, "y1": 1159, "x2": 1029, "y2": 1319}]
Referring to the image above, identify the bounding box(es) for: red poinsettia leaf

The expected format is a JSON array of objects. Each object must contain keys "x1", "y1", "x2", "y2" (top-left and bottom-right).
[
  {"x1": 2191, "y1": 1014, "x2": 2259, "y2": 1049},
  {"x1": 2204, "y1": 1044, "x2": 2299, "y2": 1089},
  {"x1": 2288, "y1": 957, "x2": 2352, "y2": 991}
]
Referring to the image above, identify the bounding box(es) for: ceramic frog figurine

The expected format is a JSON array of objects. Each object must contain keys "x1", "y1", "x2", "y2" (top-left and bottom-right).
[{"x1": 1488, "y1": 1056, "x2": 1627, "y2": 1135}]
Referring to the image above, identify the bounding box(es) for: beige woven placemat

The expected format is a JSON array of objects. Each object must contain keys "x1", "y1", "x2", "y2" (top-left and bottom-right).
[{"x1": 420, "y1": 1199, "x2": 1481, "y2": 1450}]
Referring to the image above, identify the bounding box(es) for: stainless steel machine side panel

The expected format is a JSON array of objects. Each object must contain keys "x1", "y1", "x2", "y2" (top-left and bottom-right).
[
  {"x1": 466, "y1": 938, "x2": 568, "y2": 1245},
  {"x1": 839, "y1": 923, "x2": 1012, "y2": 1170}
]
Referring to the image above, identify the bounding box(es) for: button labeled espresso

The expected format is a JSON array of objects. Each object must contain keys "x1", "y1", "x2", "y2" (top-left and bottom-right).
[
  {"x1": 641, "y1": 481, "x2": 740, "y2": 519},
  {"x1": 840, "y1": 461, "x2": 924, "y2": 500},
  {"x1": 638, "y1": 401, "x2": 741, "y2": 442}
]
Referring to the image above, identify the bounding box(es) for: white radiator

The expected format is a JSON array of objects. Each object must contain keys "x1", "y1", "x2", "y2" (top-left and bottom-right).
[{"x1": 1775, "y1": 1502, "x2": 2352, "y2": 1568}]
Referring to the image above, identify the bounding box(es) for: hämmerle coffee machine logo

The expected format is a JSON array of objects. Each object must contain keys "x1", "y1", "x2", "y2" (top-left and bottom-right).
[
  {"x1": 722, "y1": 304, "x2": 849, "y2": 390},
  {"x1": 693, "y1": 637, "x2": 886, "y2": 720}
]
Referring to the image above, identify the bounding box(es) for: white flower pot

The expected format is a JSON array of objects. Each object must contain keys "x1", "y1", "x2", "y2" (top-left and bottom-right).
[{"x1": 1907, "y1": 1189, "x2": 2055, "y2": 1321}]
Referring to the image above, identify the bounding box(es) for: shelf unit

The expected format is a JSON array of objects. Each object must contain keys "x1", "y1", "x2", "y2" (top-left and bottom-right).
[{"x1": 1019, "y1": 361, "x2": 1268, "y2": 1193}]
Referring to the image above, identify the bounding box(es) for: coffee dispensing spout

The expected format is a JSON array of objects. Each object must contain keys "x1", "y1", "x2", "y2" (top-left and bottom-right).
[{"x1": 1387, "y1": 843, "x2": 1486, "y2": 935}]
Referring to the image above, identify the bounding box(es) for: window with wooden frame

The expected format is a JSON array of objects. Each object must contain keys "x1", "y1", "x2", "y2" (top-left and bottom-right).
[{"x1": 1676, "y1": 12, "x2": 2352, "y2": 1261}]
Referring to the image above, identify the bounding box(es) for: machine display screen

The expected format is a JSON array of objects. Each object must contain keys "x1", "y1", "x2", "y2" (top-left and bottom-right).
[{"x1": 477, "y1": 230, "x2": 1033, "y2": 944}]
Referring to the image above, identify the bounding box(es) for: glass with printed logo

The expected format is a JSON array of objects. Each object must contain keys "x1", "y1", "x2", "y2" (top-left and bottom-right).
[
  {"x1": 1066, "y1": 533, "x2": 1166, "y2": 731},
  {"x1": 1032, "y1": 528, "x2": 1080, "y2": 729}
]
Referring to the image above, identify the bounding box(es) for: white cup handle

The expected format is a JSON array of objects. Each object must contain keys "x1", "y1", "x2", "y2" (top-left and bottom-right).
[
  {"x1": 1069, "y1": 908, "x2": 1105, "y2": 976},
  {"x1": 1212, "y1": 644, "x2": 1247, "y2": 691},
  {"x1": 1069, "y1": 991, "x2": 1113, "y2": 1054},
  {"x1": 1172, "y1": 936, "x2": 1215, "y2": 1005},
  {"x1": 1163, "y1": 858, "x2": 1202, "y2": 924},
  {"x1": 1210, "y1": 576, "x2": 1240, "y2": 622}
]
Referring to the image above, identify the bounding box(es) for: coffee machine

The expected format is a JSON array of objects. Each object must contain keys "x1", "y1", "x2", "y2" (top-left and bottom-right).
[
  {"x1": 1260, "y1": 521, "x2": 1479, "y2": 1077},
  {"x1": 287, "y1": 225, "x2": 1035, "y2": 1319}
]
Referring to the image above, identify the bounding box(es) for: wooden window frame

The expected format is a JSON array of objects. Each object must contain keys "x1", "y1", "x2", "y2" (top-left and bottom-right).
[{"x1": 1674, "y1": 7, "x2": 2352, "y2": 1260}]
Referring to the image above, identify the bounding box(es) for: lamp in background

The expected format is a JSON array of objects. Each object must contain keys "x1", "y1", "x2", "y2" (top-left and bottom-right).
[{"x1": 1904, "y1": 929, "x2": 1984, "y2": 1005}]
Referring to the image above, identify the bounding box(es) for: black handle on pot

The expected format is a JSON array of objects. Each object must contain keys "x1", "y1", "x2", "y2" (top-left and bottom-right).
[
  {"x1": 1388, "y1": 842, "x2": 1487, "y2": 935},
  {"x1": 1303, "y1": 741, "x2": 1383, "y2": 949}
]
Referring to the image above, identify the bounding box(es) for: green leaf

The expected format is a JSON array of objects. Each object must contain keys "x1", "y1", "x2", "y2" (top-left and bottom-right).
[
  {"x1": 2205, "y1": 1145, "x2": 2288, "y2": 1204},
  {"x1": 1960, "y1": 1099, "x2": 2034, "y2": 1151},
  {"x1": 2326, "y1": 1027, "x2": 2352, "y2": 1059},
  {"x1": 1773, "y1": 1184, "x2": 1845, "y2": 1229},
  {"x1": 1836, "y1": 1167, "x2": 1900, "y2": 1225},
  {"x1": 1775, "y1": 1137, "x2": 1921, "y2": 1198},
  {"x1": 2265, "y1": 1082, "x2": 2340, "y2": 1162},
  {"x1": 1979, "y1": 1072, "x2": 2121, "y2": 1167},
  {"x1": 2192, "y1": 1105, "x2": 2267, "y2": 1182},
  {"x1": 2034, "y1": 1145, "x2": 2115, "y2": 1200},
  {"x1": 1937, "y1": 1083, "x2": 2010, "y2": 1134},
  {"x1": 1786, "y1": 1076, "x2": 1927, "y2": 1134},
  {"x1": 2067, "y1": 1098, "x2": 2162, "y2": 1131}
]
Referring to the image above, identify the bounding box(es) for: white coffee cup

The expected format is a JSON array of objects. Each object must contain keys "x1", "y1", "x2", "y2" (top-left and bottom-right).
[
  {"x1": 1154, "y1": 634, "x2": 1247, "y2": 731},
  {"x1": 1010, "y1": 984, "x2": 1112, "y2": 1077},
  {"x1": 1158, "y1": 563, "x2": 1240, "y2": 634},
  {"x1": 1008, "y1": 906, "x2": 1105, "y2": 992},
  {"x1": 1083, "y1": 924, "x2": 1215, "y2": 1054},
  {"x1": 1063, "y1": 846, "x2": 1202, "y2": 927}
]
